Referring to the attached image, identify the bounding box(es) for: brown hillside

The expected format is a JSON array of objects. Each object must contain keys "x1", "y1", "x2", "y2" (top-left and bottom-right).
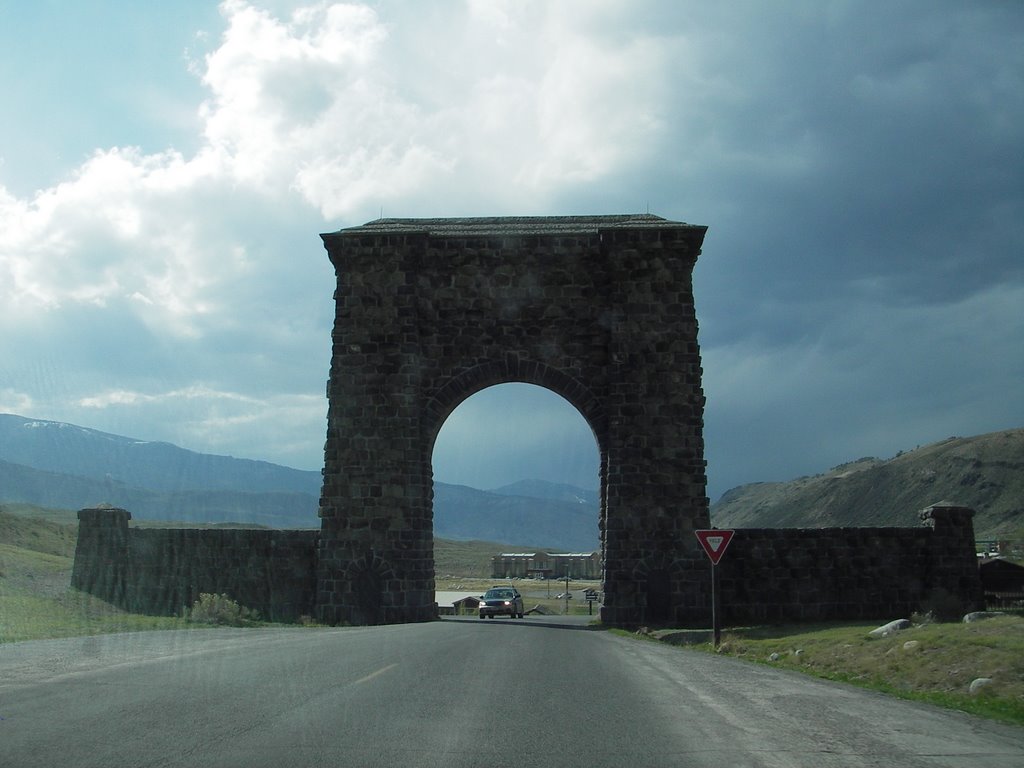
[{"x1": 711, "y1": 428, "x2": 1024, "y2": 538}]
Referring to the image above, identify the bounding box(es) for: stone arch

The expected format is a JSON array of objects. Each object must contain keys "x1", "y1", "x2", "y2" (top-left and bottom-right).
[{"x1": 316, "y1": 215, "x2": 710, "y2": 627}]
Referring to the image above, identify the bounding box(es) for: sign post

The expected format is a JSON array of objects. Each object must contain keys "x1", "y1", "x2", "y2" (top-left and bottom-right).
[{"x1": 694, "y1": 529, "x2": 735, "y2": 647}]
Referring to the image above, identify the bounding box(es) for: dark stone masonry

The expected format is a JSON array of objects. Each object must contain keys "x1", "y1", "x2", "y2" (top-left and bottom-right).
[
  {"x1": 70, "y1": 215, "x2": 984, "y2": 626},
  {"x1": 71, "y1": 507, "x2": 317, "y2": 622},
  {"x1": 716, "y1": 503, "x2": 983, "y2": 623},
  {"x1": 318, "y1": 215, "x2": 711, "y2": 626}
]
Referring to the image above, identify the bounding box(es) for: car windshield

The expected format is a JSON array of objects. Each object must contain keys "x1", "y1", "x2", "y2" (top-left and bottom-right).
[{"x1": 485, "y1": 590, "x2": 514, "y2": 600}]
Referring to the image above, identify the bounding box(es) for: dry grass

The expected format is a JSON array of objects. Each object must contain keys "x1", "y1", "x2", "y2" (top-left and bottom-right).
[{"x1": 676, "y1": 617, "x2": 1024, "y2": 725}]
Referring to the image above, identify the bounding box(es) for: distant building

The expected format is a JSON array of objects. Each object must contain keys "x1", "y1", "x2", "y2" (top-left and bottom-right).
[
  {"x1": 435, "y1": 592, "x2": 483, "y2": 616},
  {"x1": 491, "y1": 551, "x2": 600, "y2": 579}
]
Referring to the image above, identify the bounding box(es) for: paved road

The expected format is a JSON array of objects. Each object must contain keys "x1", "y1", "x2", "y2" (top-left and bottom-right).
[{"x1": 1, "y1": 615, "x2": 1022, "y2": 767}]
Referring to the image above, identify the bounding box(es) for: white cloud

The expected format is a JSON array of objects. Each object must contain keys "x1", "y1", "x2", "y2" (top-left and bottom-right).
[
  {"x1": 196, "y1": 0, "x2": 681, "y2": 217},
  {"x1": 78, "y1": 385, "x2": 259, "y2": 410},
  {"x1": 73, "y1": 384, "x2": 326, "y2": 467},
  {"x1": 2, "y1": 0, "x2": 679, "y2": 322},
  {"x1": 0, "y1": 145, "x2": 229, "y2": 332},
  {"x1": 0, "y1": 388, "x2": 34, "y2": 415}
]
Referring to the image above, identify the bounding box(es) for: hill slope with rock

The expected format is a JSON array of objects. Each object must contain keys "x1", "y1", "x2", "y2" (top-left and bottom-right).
[{"x1": 711, "y1": 428, "x2": 1024, "y2": 537}]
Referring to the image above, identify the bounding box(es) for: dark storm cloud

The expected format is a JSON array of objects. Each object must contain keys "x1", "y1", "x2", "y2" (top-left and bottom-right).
[{"x1": 592, "y1": 1, "x2": 1024, "y2": 498}]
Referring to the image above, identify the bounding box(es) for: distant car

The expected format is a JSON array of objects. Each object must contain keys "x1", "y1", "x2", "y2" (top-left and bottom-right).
[{"x1": 478, "y1": 587, "x2": 524, "y2": 619}]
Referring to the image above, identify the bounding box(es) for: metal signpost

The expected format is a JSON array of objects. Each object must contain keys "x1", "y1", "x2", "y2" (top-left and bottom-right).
[{"x1": 694, "y1": 529, "x2": 735, "y2": 647}]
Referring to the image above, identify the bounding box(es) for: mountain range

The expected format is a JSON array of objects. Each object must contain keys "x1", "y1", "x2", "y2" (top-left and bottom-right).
[
  {"x1": 0, "y1": 414, "x2": 599, "y2": 550},
  {"x1": 3, "y1": 414, "x2": 1020, "y2": 547},
  {"x1": 710, "y1": 427, "x2": 1024, "y2": 538}
]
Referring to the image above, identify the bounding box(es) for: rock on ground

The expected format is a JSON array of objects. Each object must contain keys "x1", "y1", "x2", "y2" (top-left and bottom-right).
[
  {"x1": 963, "y1": 611, "x2": 1004, "y2": 623},
  {"x1": 969, "y1": 677, "x2": 993, "y2": 695},
  {"x1": 868, "y1": 619, "x2": 911, "y2": 638}
]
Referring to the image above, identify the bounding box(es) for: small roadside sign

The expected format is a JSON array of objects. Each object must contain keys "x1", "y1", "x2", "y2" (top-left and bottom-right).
[
  {"x1": 694, "y1": 529, "x2": 735, "y2": 648},
  {"x1": 695, "y1": 529, "x2": 735, "y2": 565}
]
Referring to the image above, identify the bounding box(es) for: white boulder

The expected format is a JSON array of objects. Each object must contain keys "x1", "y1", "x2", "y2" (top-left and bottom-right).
[{"x1": 868, "y1": 619, "x2": 912, "y2": 638}]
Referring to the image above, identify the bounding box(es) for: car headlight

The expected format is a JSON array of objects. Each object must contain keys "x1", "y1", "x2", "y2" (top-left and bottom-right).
[{"x1": 503, "y1": 601, "x2": 511, "y2": 606}]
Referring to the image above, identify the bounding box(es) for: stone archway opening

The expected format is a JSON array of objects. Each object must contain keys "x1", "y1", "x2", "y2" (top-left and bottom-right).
[
  {"x1": 431, "y1": 382, "x2": 603, "y2": 585},
  {"x1": 432, "y1": 382, "x2": 601, "y2": 498}
]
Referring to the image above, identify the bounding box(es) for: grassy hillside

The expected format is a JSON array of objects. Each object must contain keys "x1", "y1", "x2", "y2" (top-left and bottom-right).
[
  {"x1": 0, "y1": 503, "x2": 78, "y2": 556},
  {"x1": 712, "y1": 428, "x2": 1024, "y2": 537},
  {"x1": 434, "y1": 537, "x2": 551, "y2": 577}
]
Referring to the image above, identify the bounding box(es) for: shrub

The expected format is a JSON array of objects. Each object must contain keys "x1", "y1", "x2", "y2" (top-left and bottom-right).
[{"x1": 187, "y1": 593, "x2": 260, "y2": 626}]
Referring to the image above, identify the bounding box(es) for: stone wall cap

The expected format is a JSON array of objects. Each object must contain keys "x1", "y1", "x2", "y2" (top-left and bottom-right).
[
  {"x1": 78, "y1": 506, "x2": 132, "y2": 522},
  {"x1": 921, "y1": 500, "x2": 976, "y2": 513},
  {"x1": 322, "y1": 213, "x2": 706, "y2": 239}
]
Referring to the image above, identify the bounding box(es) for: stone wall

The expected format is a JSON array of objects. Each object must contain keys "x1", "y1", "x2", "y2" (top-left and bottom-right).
[
  {"x1": 71, "y1": 507, "x2": 318, "y2": 622},
  {"x1": 70, "y1": 503, "x2": 983, "y2": 626},
  {"x1": 714, "y1": 504, "x2": 984, "y2": 623}
]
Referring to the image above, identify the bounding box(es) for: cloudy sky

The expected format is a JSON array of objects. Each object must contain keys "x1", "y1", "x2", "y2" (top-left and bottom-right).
[{"x1": 1, "y1": 1, "x2": 1021, "y2": 503}]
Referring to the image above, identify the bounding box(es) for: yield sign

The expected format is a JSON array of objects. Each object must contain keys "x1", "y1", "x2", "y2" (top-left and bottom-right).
[{"x1": 695, "y1": 529, "x2": 735, "y2": 565}]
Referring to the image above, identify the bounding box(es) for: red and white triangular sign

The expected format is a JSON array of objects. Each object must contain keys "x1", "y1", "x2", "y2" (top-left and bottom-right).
[{"x1": 695, "y1": 529, "x2": 735, "y2": 565}]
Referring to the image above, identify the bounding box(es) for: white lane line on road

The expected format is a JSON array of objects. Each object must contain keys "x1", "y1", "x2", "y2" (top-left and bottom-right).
[{"x1": 353, "y1": 663, "x2": 398, "y2": 686}]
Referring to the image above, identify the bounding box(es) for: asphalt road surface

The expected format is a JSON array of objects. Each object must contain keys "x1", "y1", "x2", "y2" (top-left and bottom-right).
[{"x1": 2, "y1": 615, "x2": 1022, "y2": 767}]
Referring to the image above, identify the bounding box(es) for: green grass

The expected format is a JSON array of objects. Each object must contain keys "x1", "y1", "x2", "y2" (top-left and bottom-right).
[
  {"x1": 0, "y1": 586, "x2": 190, "y2": 643},
  {"x1": 660, "y1": 618, "x2": 1024, "y2": 726},
  {"x1": 0, "y1": 542, "x2": 189, "y2": 643},
  {"x1": 0, "y1": 505, "x2": 78, "y2": 557}
]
